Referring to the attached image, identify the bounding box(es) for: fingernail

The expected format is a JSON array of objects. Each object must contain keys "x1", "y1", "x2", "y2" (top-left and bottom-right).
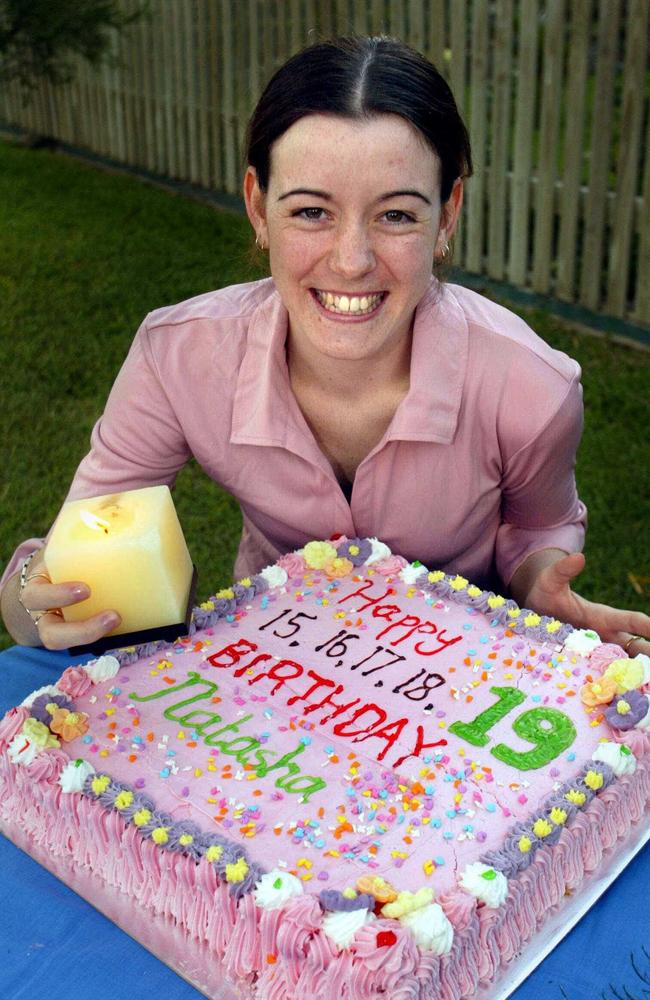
[
  {"x1": 102, "y1": 613, "x2": 120, "y2": 629},
  {"x1": 72, "y1": 586, "x2": 89, "y2": 599}
]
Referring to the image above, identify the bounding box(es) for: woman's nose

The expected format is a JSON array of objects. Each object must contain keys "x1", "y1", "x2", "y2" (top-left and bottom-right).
[{"x1": 328, "y1": 222, "x2": 376, "y2": 278}]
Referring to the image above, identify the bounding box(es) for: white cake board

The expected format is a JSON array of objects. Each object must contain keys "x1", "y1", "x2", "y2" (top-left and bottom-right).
[{"x1": 2, "y1": 812, "x2": 649, "y2": 1000}]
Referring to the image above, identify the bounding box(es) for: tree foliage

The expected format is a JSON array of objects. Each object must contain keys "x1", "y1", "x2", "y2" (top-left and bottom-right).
[{"x1": 0, "y1": 0, "x2": 143, "y2": 89}]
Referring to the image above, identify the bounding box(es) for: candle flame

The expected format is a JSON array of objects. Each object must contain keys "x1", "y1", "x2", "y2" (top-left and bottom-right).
[{"x1": 80, "y1": 510, "x2": 111, "y2": 534}]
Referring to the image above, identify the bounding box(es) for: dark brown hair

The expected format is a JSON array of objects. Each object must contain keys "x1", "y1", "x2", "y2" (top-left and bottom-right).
[{"x1": 245, "y1": 35, "x2": 472, "y2": 204}]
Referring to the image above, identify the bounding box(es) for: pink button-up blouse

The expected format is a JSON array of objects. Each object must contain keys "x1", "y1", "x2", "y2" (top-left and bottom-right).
[{"x1": 2, "y1": 277, "x2": 587, "y2": 592}]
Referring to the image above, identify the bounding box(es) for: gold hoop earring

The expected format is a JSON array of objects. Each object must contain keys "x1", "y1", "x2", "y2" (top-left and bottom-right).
[{"x1": 255, "y1": 234, "x2": 267, "y2": 251}]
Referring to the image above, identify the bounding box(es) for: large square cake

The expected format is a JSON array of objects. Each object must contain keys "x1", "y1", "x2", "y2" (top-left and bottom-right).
[{"x1": 1, "y1": 536, "x2": 649, "y2": 998}]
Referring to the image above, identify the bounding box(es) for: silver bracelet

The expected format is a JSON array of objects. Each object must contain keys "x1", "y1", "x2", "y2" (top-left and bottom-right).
[{"x1": 18, "y1": 551, "x2": 51, "y2": 626}]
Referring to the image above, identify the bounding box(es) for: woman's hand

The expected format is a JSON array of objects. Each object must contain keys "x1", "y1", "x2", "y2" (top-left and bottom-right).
[
  {"x1": 1, "y1": 550, "x2": 121, "y2": 650},
  {"x1": 513, "y1": 550, "x2": 650, "y2": 658}
]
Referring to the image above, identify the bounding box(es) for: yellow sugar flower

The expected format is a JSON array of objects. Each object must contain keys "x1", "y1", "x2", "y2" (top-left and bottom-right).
[
  {"x1": 467, "y1": 585, "x2": 482, "y2": 598},
  {"x1": 199, "y1": 600, "x2": 215, "y2": 611},
  {"x1": 381, "y1": 887, "x2": 433, "y2": 919},
  {"x1": 133, "y1": 808, "x2": 152, "y2": 827},
  {"x1": 450, "y1": 575, "x2": 468, "y2": 591},
  {"x1": 507, "y1": 608, "x2": 521, "y2": 620},
  {"x1": 23, "y1": 718, "x2": 60, "y2": 750},
  {"x1": 488, "y1": 595, "x2": 506, "y2": 609},
  {"x1": 179, "y1": 834, "x2": 194, "y2": 846},
  {"x1": 205, "y1": 844, "x2": 223, "y2": 863},
  {"x1": 91, "y1": 775, "x2": 111, "y2": 795},
  {"x1": 216, "y1": 587, "x2": 235, "y2": 600},
  {"x1": 549, "y1": 807, "x2": 568, "y2": 826},
  {"x1": 225, "y1": 858, "x2": 250, "y2": 883},
  {"x1": 532, "y1": 819, "x2": 553, "y2": 838},
  {"x1": 524, "y1": 613, "x2": 541, "y2": 628},
  {"x1": 151, "y1": 826, "x2": 169, "y2": 845},
  {"x1": 603, "y1": 658, "x2": 644, "y2": 694},
  {"x1": 583, "y1": 770, "x2": 604, "y2": 791},
  {"x1": 114, "y1": 790, "x2": 134, "y2": 811},
  {"x1": 427, "y1": 571, "x2": 445, "y2": 584},
  {"x1": 303, "y1": 540, "x2": 338, "y2": 569},
  {"x1": 564, "y1": 790, "x2": 587, "y2": 806},
  {"x1": 546, "y1": 620, "x2": 562, "y2": 634},
  {"x1": 518, "y1": 836, "x2": 532, "y2": 853},
  {"x1": 238, "y1": 577, "x2": 252, "y2": 587}
]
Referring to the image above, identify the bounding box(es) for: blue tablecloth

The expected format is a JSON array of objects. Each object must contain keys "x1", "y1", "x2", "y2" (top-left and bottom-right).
[{"x1": 1, "y1": 645, "x2": 647, "y2": 1000}]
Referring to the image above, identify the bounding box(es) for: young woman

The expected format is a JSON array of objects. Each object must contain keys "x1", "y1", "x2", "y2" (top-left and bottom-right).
[{"x1": 2, "y1": 36, "x2": 648, "y2": 655}]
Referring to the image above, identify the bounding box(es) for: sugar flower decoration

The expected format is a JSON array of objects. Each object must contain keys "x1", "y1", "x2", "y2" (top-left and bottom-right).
[
  {"x1": 356, "y1": 876, "x2": 398, "y2": 905},
  {"x1": 580, "y1": 676, "x2": 618, "y2": 708},
  {"x1": 604, "y1": 691, "x2": 649, "y2": 731},
  {"x1": 323, "y1": 557, "x2": 354, "y2": 580},
  {"x1": 381, "y1": 887, "x2": 433, "y2": 919},
  {"x1": 564, "y1": 629, "x2": 602, "y2": 656},
  {"x1": 23, "y1": 718, "x2": 60, "y2": 750},
  {"x1": 603, "y1": 658, "x2": 645, "y2": 695},
  {"x1": 48, "y1": 707, "x2": 89, "y2": 742},
  {"x1": 59, "y1": 758, "x2": 95, "y2": 794},
  {"x1": 400, "y1": 902, "x2": 454, "y2": 955},
  {"x1": 337, "y1": 538, "x2": 372, "y2": 566},
  {"x1": 302, "y1": 540, "x2": 338, "y2": 569}
]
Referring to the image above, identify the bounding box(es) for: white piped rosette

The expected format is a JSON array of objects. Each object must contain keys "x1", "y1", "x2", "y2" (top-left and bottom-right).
[
  {"x1": 365, "y1": 538, "x2": 392, "y2": 566},
  {"x1": 399, "y1": 903, "x2": 454, "y2": 954},
  {"x1": 563, "y1": 628, "x2": 602, "y2": 656},
  {"x1": 7, "y1": 734, "x2": 39, "y2": 766},
  {"x1": 59, "y1": 758, "x2": 96, "y2": 793},
  {"x1": 21, "y1": 684, "x2": 62, "y2": 708},
  {"x1": 253, "y1": 870, "x2": 303, "y2": 910},
  {"x1": 84, "y1": 655, "x2": 121, "y2": 684},
  {"x1": 592, "y1": 741, "x2": 637, "y2": 776},
  {"x1": 259, "y1": 564, "x2": 288, "y2": 589},
  {"x1": 321, "y1": 907, "x2": 375, "y2": 950},
  {"x1": 458, "y1": 862, "x2": 508, "y2": 908},
  {"x1": 399, "y1": 562, "x2": 428, "y2": 586}
]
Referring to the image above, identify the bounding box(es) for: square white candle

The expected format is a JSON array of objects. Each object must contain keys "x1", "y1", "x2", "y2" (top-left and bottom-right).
[{"x1": 44, "y1": 486, "x2": 194, "y2": 636}]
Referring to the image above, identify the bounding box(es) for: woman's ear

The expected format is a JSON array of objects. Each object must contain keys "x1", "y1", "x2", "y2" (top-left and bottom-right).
[
  {"x1": 436, "y1": 177, "x2": 464, "y2": 253},
  {"x1": 243, "y1": 166, "x2": 268, "y2": 245}
]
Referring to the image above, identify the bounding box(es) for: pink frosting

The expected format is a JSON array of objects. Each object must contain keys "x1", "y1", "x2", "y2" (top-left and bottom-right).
[
  {"x1": 24, "y1": 748, "x2": 69, "y2": 784},
  {"x1": 0, "y1": 706, "x2": 30, "y2": 749},
  {"x1": 439, "y1": 890, "x2": 478, "y2": 932},
  {"x1": 57, "y1": 666, "x2": 93, "y2": 698},
  {"x1": 276, "y1": 552, "x2": 308, "y2": 577},
  {"x1": 372, "y1": 555, "x2": 408, "y2": 576},
  {"x1": 588, "y1": 643, "x2": 627, "y2": 675}
]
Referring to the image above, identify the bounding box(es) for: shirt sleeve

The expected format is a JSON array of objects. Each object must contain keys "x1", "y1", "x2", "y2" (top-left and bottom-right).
[
  {"x1": 495, "y1": 372, "x2": 588, "y2": 587},
  {"x1": 1, "y1": 318, "x2": 192, "y2": 590}
]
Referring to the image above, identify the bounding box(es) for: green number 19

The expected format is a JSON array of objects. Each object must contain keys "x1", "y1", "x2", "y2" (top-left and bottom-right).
[{"x1": 448, "y1": 686, "x2": 576, "y2": 771}]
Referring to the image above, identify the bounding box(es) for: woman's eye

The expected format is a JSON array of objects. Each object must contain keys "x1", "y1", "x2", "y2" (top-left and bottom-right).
[
  {"x1": 294, "y1": 207, "x2": 327, "y2": 220},
  {"x1": 383, "y1": 210, "x2": 416, "y2": 224}
]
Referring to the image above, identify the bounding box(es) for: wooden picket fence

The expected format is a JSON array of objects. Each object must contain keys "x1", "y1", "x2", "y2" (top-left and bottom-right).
[{"x1": 1, "y1": 0, "x2": 648, "y2": 328}]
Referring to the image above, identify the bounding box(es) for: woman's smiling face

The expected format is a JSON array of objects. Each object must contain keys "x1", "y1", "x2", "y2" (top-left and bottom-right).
[{"x1": 244, "y1": 113, "x2": 462, "y2": 366}]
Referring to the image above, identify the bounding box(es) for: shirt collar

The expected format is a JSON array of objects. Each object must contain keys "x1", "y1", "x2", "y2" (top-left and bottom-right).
[{"x1": 230, "y1": 278, "x2": 468, "y2": 454}]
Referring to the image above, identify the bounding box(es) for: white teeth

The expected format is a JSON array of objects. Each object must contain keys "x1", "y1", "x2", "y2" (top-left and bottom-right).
[{"x1": 315, "y1": 291, "x2": 384, "y2": 315}]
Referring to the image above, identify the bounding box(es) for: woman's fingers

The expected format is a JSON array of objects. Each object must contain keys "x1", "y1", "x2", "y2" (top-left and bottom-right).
[
  {"x1": 37, "y1": 609, "x2": 122, "y2": 651},
  {"x1": 22, "y1": 578, "x2": 90, "y2": 612}
]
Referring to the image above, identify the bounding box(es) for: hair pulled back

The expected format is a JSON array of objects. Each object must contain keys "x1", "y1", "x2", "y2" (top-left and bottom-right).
[{"x1": 245, "y1": 35, "x2": 472, "y2": 205}]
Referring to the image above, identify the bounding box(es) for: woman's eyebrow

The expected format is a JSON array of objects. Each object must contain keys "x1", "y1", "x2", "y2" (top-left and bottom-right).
[
  {"x1": 277, "y1": 188, "x2": 331, "y2": 201},
  {"x1": 378, "y1": 189, "x2": 432, "y2": 205},
  {"x1": 277, "y1": 187, "x2": 432, "y2": 204}
]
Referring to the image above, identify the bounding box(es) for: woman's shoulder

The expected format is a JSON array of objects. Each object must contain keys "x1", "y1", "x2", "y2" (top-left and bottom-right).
[
  {"x1": 442, "y1": 282, "x2": 580, "y2": 384},
  {"x1": 144, "y1": 276, "x2": 278, "y2": 335}
]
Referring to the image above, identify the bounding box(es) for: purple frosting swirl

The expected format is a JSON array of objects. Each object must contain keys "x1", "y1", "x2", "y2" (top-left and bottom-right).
[
  {"x1": 228, "y1": 859, "x2": 266, "y2": 899},
  {"x1": 165, "y1": 820, "x2": 204, "y2": 860}
]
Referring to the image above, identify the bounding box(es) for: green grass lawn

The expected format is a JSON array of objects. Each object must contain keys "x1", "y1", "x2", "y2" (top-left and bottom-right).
[{"x1": 0, "y1": 138, "x2": 648, "y2": 651}]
